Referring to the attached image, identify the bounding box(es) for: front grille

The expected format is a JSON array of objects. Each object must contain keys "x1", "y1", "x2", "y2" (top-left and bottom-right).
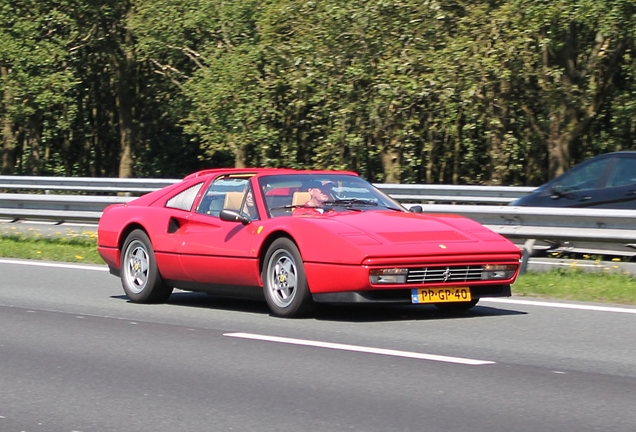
[{"x1": 406, "y1": 265, "x2": 484, "y2": 284}]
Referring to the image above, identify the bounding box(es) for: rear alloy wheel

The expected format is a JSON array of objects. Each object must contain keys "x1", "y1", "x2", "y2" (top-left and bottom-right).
[
  {"x1": 121, "y1": 229, "x2": 173, "y2": 303},
  {"x1": 434, "y1": 299, "x2": 479, "y2": 313},
  {"x1": 262, "y1": 238, "x2": 314, "y2": 317}
]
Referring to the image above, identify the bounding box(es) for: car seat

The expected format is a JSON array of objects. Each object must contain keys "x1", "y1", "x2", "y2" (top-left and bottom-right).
[
  {"x1": 292, "y1": 192, "x2": 310, "y2": 206},
  {"x1": 223, "y1": 191, "x2": 245, "y2": 210}
]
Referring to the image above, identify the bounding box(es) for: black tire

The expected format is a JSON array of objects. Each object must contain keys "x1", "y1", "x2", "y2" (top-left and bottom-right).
[
  {"x1": 262, "y1": 238, "x2": 314, "y2": 317},
  {"x1": 434, "y1": 299, "x2": 479, "y2": 313},
  {"x1": 120, "y1": 229, "x2": 173, "y2": 303}
]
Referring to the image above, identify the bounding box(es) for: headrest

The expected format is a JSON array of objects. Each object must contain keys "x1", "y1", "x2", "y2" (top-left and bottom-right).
[
  {"x1": 223, "y1": 191, "x2": 245, "y2": 210},
  {"x1": 292, "y1": 192, "x2": 311, "y2": 206}
]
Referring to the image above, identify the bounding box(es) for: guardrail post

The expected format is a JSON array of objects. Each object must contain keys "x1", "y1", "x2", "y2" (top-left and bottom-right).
[{"x1": 519, "y1": 239, "x2": 536, "y2": 275}]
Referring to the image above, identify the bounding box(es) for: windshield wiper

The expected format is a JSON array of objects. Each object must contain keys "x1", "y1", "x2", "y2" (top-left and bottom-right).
[
  {"x1": 327, "y1": 199, "x2": 404, "y2": 211},
  {"x1": 270, "y1": 201, "x2": 403, "y2": 214},
  {"x1": 270, "y1": 204, "x2": 313, "y2": 211},
  {"x1": 326, "y1": 199, "x2": 379, "y2": 207}
]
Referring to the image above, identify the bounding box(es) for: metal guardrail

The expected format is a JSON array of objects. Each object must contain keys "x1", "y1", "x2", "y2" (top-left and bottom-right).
[
  {"x1": 376, "y1": 184, "x2": 536, "y2": 204},
  {"x1": 403, "y1": 203, "x2": 636, "y2": 260},
  {"x1": 0, "y1": 176, "x2": 537, "y2": 224},
  {"x1": 0, "y1": 193, "x2": 131, "y2": 224},
  {"x1": 2, "y1": 176, "x2": 635, "y2": 271},
  {"x1": 0, "y1": 175, "x2": 176, "y2": 194},
  {"x1": 0, "y1": 175, "x2": 535, "y2": 203},
  {"x1": 0, "y1": 176, "x2": 173, "y2": 223},
  {"x1": 407, "y1": 204, "x2": 636, "y2": 242}
]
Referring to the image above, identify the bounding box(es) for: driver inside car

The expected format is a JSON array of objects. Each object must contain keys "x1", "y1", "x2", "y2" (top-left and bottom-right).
[{"x1": 293, "y1": 180, "x2": 335, "y2": 215}]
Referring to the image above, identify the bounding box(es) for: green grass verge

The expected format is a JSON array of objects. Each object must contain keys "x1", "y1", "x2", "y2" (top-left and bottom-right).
[
  {"x1": 1, "y1": 233, "x2": 636, "y2": 306},
  {"x1": 512, "y1": 268, "x2": 636, "y2": 305},
  {"x1": 0, "y1": 233, "x2": 103, "y2": 264}
]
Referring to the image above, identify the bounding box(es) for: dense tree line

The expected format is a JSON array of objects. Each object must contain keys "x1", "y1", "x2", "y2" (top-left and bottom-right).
[{"x1": 2, "y1": 0, "x2": 636, "y2": 184}]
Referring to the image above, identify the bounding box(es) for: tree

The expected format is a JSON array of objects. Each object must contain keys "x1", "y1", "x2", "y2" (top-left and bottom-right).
[
  {"x1": 516, "y1": 0, "x2": 636, "y2": 178},
  {"x1": 0, "y1": 0, "x2": 76, "y2": 174}
]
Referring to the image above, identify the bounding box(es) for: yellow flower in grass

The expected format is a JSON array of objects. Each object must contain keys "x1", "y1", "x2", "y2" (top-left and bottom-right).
[{"x1": 75, "y1": 255, "x2": 84, "y2": 260}]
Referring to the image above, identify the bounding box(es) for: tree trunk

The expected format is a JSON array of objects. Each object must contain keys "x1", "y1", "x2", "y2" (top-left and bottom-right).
[
  {"x1": 425, "y1": 111, "x2": 435, "y2": 184},
  {"x1": 26, "y1": 114, "x2": 42, "y2": 175},
  {"x1": 234, "y1": 142, "x2": 246, "y2": 168},
  {"x1": 540, "y1": 26, "x2": 626, "y2": 180},
  {"x1": 1, "y1": 66, "x2": 16, "y2": 175},
  {"x1": 452, "y1": 108, "x2": 463, "y2": 185},
  {"x1": 547, "y1": 107, "x2": 570, "y2": 178},
  {"x1": 381, "y1": 145, "x2": 401, "y2": 184},
  {"x1": 489, "y1": 79, "x2": 510, "y2": 185},
  {"x1": 113, "y1": 5, "x2": 136, "y2": 179}
]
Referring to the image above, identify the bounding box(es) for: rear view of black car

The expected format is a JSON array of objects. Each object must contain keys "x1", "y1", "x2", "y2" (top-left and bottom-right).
[{"x1": 511, "y1": 151, "x2": 636, "y2": 209}]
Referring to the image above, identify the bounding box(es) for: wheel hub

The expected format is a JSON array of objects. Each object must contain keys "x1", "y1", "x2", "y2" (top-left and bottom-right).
[{"x1": 125, "y1": 243, "x2": 149, "y2": 293}]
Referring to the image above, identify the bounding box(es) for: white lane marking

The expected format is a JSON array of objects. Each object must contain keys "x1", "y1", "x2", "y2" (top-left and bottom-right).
[
  {"x1": 224, "y1": 332, "x2": 495, "y2": 365},
  {"x1": 530, "y1": 259, "x2": 623, "y2": 269},
  {"x1": 3, "y1": 258, "x2": 634, "y2": 315},
  {"x1": 482, "y1": 298, "x2": 636, "y2": 314},
  {"x1": 0, "y1": 258, "x2": 107, "y2": 272}
]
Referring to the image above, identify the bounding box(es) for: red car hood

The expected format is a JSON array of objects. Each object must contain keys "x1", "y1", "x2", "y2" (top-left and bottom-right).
[{"x1": 293, "y1": 210, "x2": 520, "y2": 261}]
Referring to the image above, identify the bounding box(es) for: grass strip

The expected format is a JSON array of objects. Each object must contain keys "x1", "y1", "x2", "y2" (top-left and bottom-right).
[
  {"x1": 1, "y1": 234, "x2": 636, "y2": 306},
  {"x1": 512, "y1": 268, "x2": 636, "y2": 305},
  {"x1": 0, "y1": 234, "x2": 103, "y2": 264}
]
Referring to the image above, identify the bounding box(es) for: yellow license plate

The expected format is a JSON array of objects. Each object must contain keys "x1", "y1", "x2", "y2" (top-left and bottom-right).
[{"x1": 411, "y1": 287, "x2": 472, "y2": 304}]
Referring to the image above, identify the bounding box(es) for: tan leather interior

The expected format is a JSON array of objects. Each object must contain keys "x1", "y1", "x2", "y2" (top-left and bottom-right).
[
  {"x1": 292, "y1": 192, "x2": 311, "y2": 206},
  {"x1": 223, "y1": 191, "x2": 245, "y2": 210}
]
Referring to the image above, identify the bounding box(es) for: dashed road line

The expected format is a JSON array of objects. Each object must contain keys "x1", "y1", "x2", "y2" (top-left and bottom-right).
[{"x1": 224, "y1": 332, "x2": 495, "y2": 365}]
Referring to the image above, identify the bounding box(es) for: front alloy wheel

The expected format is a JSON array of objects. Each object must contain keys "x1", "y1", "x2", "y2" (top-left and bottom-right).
[{"x1": 262, "y1": 238, "x2": 313, "y2": 317}]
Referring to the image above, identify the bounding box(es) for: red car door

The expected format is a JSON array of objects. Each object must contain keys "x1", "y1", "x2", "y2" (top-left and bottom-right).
[
  {"x1": 177, "y1": 177, "x2": 262, "y2": 287},
  {"x1": 176, "y1": 213, "x2": 260, "y2": 286}
]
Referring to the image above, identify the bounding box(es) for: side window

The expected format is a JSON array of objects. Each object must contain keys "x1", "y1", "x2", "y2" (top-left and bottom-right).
[
  {"x1": 196, "y1": 177, "x2": 249, "y2": 217},
  {"x1": 240, "y1": 183, "x2": 259, "y2": 220},
  {"x1": 606, "y1": 157, "x2": 636, "y2": 188},
  {"x1": 165, "y1": 182, "x2": 204, "y2": 211},
  {"x1": 554, "y1": 158, "x2": 612, "y2": 192}
]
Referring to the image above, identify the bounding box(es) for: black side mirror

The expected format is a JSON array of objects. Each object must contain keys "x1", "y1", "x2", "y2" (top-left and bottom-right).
[
  {"x1": 219, "y1": 209, "x2": 251, "y2": 225},
  {"x1": 408, "y1": 205, "x2": 423, "y2": 213},
  {"x1": 550, "y1": 184, "x2": 565, "y2": 199}
]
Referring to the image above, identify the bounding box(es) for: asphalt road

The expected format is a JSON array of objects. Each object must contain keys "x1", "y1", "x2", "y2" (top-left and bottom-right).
[{"x1": 1, "y1": 258, "x2": 635, "y2": 432}]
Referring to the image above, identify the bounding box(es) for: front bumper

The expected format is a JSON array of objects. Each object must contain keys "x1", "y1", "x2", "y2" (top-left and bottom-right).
[{"x1": 312, "y1": 284, "x2": 511, "y2": 304}]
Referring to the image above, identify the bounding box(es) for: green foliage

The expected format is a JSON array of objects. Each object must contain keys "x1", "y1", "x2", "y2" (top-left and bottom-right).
[{"x1": 3, "y1": 0, "x2": 636, "y2": 183}]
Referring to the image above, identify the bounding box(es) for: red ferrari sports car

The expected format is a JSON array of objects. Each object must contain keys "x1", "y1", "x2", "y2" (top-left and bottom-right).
[{"x1": 97, "y1": 168, "x2": 521, "y2": 317}]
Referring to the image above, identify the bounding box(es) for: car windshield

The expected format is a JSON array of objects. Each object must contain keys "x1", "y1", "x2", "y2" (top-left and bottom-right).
[{"x1": 258, "y1": 174, "x2": 404, "y2": 218}]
